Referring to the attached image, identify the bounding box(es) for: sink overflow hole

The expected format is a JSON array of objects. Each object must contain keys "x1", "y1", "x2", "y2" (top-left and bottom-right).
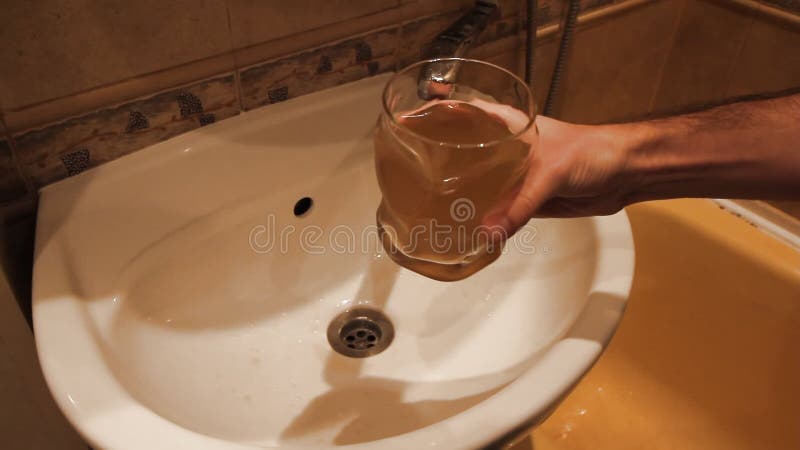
[{"x1": 294, "y1": 197, "x2": 313, "y2": 217}]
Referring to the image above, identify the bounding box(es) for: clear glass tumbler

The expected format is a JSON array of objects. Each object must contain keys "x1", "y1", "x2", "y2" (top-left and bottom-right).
[{"x1": 374, "y1": 58, "x2": 538, "y2": 281}]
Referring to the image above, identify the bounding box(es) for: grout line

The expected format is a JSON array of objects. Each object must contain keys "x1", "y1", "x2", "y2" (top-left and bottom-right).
[
  {"x1": 237, "y1": 22, "x2": 403, "y2": 73},
  {"x1": 4, "y1": 52, "x2": 233, "y2": 115},
  {"x1": 11, "y1": 70, "x2": 240, "y2": 136},
  {"x1": 231, "y1": 8, "x2": 410, "y2": 70},
  {"x1": 711, "y1": 0, "x2": 800, "y2": 27},
  {"x1": 646, "y1": 0, "x2": 688, "y2": 115},
  {"x1": 223, "y1": 0, "x2": 245, "y2": 112}
]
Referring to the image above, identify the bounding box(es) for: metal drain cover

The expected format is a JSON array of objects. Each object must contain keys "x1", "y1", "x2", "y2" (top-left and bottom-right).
[{"x1": 327, "y1": 308, "x2": 394, "y2": 358}]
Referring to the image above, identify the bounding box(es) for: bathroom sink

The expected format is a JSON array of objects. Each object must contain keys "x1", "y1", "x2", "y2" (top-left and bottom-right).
[{"x1": 32, "y1": 74, "x2": 635, "y2": 449}]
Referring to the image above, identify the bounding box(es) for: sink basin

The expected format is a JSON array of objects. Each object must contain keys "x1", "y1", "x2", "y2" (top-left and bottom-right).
[{"x1": 33, "y1": 74, "x2": 635, "y2": 449}]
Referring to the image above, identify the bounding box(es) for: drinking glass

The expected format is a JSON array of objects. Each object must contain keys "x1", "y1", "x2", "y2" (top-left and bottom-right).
[{"x1": 374, "y1": 58, "x2": 537, "y2": 281}]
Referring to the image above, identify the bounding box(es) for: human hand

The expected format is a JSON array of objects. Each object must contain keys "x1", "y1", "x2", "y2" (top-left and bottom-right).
[{"x1": 485, "y1": 116, "x2": 641, "y2": 236}]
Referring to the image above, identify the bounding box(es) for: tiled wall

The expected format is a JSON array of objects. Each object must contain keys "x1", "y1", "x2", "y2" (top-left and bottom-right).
[
  {"x1": 1, "y1": 0, "x2": 799, "y2": 214},
  {"x1": 0, "y1": 0, "x2": 620, "y2": 211},
  {"x1": 549, "y1": 0, "x2": 800, "y2": 123},
  {"x1": 654, "y1": 0, "x2": 800, "y2": 112}
]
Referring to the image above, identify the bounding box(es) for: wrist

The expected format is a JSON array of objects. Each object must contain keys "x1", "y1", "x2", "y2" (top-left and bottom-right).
[
  {"x1": 599, "y1": 121, "x2": 665, "y2": 205},
  {"x1": 615, "y1": 119, "x2": 700, "y2": 204}
]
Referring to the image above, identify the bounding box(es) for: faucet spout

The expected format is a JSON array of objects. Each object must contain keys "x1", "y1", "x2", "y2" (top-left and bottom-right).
[{"x1": 417, "y1": 1, "x2": 499, "y2": 100}]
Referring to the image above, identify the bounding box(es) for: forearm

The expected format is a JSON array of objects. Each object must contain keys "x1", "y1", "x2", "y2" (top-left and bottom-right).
[{"x1": 622, "y1": 93, "x2": 800, "y2": 202}]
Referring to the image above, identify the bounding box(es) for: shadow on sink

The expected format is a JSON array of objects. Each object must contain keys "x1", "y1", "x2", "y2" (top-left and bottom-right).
[{"x1": 280, "y1": 351, "x2": 512, "y2": 446}]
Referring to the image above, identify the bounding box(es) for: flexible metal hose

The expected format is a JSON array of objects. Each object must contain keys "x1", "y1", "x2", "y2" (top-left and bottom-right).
[
  {"x1": 543, "y1": 0, "x2": 580, "y2": 117},
  {"x1": 525, "y1": 0, "x2": 537, "y2": 87}
]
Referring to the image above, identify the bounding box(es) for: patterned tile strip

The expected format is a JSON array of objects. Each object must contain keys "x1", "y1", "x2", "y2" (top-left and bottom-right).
[
  {"x1": 13, "y1": 75, "x2": 239, "y2": 187},
  {"x1": 239, "y1": 27, "x2": 398, "y2": 110}
]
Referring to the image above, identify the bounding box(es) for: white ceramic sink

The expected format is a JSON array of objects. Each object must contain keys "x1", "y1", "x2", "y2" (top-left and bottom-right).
[{"x1": 33, "y1": 74, "x2": 635, "y2": 449}]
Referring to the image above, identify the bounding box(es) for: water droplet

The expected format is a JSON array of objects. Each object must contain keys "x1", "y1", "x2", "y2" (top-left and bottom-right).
[
  {"x1": 577, "y1": 408, "x2": 587, "y2": 416},
  {"x1": 338, "y1": 299, "x2": 353, "y2": 308},
  {"x1": 297, "y1": 338, "x2": 304, "y2": 344}
]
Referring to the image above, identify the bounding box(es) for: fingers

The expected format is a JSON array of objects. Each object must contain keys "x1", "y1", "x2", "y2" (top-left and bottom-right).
[
  {"x1": 484, "y1": 169, "x2": 557, "y2": 237},
  {"x1": 505, "y1": 172, "x2": 557, "y2": 231},
  {"x1": 482, "y1": 115, "x2": 576, "y2": 235}
]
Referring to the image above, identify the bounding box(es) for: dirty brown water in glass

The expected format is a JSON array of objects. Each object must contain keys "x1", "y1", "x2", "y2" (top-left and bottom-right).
[{"x1": 375, "y1": 101, "x2": 529, "y2": 281}]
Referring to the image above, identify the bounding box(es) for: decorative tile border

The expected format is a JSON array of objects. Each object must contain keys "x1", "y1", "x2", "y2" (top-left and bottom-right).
[
  {"x1": 13, "y1": 75, "x2": 239, "y2": 187},
  {"x1": 239, "y1": 27, "x2": 399, "y2": 110}
]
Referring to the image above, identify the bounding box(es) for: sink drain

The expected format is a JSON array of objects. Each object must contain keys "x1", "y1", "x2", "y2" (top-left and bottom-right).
[{"x1": 327, "y1": 308, "x2": 394, "y2": 358}]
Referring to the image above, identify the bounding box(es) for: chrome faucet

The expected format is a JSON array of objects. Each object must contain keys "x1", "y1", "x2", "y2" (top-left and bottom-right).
[{"x1": 417, "y1": 0, "x2": 499, "y2": 100}]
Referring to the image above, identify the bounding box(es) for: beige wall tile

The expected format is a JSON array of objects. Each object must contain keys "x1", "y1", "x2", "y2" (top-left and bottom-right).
[
  {"x1": 652, "y1": 0, "x2": 753, "y2": 113},
  {"x1": 227, "y1": 0, "x2": 399, "y2": 49},
  {"x1": 473, "y1": 32, "x2": 560, "y2": 112},
  {"x1": 0, "y1": 0, "x2": 234, "y2": 111},
  {"x1": 556, "y1": 0, "x2": 683, "y2": 123},
  {"x1": 532, "y1": 35, "x2": 560, "y2": 112},
  {"x1": 485, "y1": 47, "x2": 524, "y2": 76},
  {"x1": 727, "y1": 17, "x2": 800, "y2": 97},
  {"x1": 3, "y1": 53, "x2": 236, "y2": 133}
]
